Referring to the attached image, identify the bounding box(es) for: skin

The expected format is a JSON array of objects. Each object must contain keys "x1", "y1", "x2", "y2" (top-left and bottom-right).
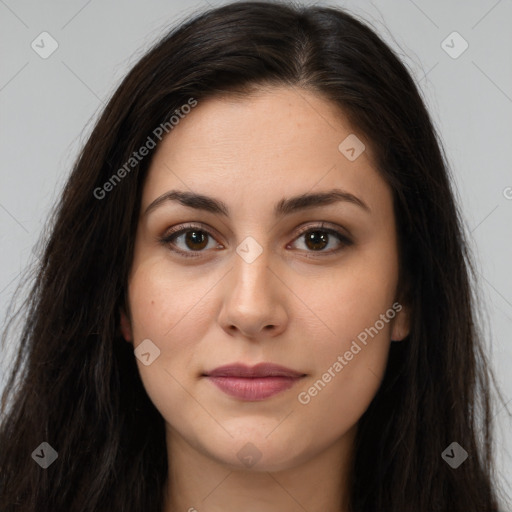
[{"x1": 120, "y1": 86, "x2": 410, "y2": 512}]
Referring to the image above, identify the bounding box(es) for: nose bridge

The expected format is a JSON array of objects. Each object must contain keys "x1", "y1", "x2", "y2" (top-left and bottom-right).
[
  {"x1": 218, "y1": 234, "x2": 286, "y2": 337},
  {"x1": 231, "y1": 238, "x2": 272, "y2": 307}
]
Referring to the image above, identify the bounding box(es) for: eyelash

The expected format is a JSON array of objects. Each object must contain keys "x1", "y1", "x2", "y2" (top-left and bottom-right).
[{"x1": 159, "y1": 222, "x2": 353, "y2": 259}]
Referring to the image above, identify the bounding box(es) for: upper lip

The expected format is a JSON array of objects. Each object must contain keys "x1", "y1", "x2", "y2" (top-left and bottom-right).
[{"x1": 204, "y1": 363, "x2": 305, "y2": 378}]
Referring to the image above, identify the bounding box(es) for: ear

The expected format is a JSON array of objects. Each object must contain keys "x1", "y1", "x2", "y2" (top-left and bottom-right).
[
  {"x1": 119, "y1": 307, "x2": 133, "y2": 343},
  {"x1": 390, "y1": 302, "x2": 410, "y2": 342}
]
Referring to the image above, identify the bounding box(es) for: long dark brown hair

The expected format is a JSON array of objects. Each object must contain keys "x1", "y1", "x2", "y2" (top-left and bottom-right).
[{"x1": 0, "y1": 1, "x2": 509, "y2": 510}]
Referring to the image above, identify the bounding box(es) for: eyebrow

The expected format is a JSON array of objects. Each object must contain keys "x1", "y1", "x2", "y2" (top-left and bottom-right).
[{"x1": 143, "y1": 187, "x2": 371, "y2": 218}]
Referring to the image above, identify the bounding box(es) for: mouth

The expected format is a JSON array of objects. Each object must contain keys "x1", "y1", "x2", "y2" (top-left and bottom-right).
[{"x1": 202, "y1": 363, "x2": 307, "y2": 401}]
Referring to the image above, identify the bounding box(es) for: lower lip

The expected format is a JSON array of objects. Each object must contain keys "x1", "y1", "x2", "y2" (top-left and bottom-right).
[{"x1": 206, "y1": 376, "x2": 303, "y2": 401}]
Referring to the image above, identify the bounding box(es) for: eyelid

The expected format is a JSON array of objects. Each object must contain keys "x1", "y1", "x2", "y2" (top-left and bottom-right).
[
  {"x1": 162, "y1": 222, "x2": 222, "y2": 241},
  {"x1": 293, "y1": 221, "x2": 352, "y2": 240}
]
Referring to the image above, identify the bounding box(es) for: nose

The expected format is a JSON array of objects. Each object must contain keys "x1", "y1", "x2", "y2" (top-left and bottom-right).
[{"x1": 217, "y1": 245, "x2": 288, "y2": 340}]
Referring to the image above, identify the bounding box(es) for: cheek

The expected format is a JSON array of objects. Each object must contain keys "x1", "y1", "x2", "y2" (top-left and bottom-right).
[
  {"x1": 127, "y1": 257, "x2": 216, "y2": 343},
  {"x1": 292, "y1": 241, "x2": 398, "y2": 428},
  {"x1": 294, "y1": 344, "x2": 388, "y2": 457},
  {"x1": 304, "y1": 237, "x2": 399, "y2": 352},
  {"x1": 126, "y1": 260, "x2": 215, "y2": 415},
  {"x1": 293, "y1": 309, "x2": 393, "y2": 453}
]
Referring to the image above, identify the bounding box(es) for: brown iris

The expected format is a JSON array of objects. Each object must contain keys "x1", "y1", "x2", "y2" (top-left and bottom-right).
[
  {"x1": 184, "y1": 230, "x2": 209, "y2": 251},
  {"x1": 304, "y1": 230, "x2": 329, "y2": 251}
]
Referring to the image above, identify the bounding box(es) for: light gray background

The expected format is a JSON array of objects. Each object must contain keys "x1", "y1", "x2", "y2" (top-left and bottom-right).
[{"x1": 1, "y1": 0, "x2": 511, "y2": 504}]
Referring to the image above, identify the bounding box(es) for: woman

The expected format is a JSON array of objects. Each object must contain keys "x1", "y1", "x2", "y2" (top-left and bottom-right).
[{"x1": 0, "y1": 1, "x2": 508, "y2": 510}]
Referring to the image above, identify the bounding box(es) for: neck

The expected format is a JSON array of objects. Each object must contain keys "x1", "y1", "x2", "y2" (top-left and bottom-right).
[{"x1": 162, "y1": 425, "x2": 356, "y2": 512}]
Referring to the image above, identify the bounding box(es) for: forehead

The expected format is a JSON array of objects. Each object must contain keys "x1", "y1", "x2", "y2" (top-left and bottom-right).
[{"x1": 141, "y1": 86, "x2": 387, "y2": 213}]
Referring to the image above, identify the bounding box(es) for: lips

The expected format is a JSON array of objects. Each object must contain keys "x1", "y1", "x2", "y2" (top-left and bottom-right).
[
  {"x1": 203, "y1": 363, "x2": 306, "y2": 401},
  {"x1": 205, "y1": 362, "x2": 304, "y2": 378}
]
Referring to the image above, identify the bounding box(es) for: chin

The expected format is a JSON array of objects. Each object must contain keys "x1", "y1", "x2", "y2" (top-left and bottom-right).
[{"x1": 203, "y1": 434, "x2": 309, "y2": 473}]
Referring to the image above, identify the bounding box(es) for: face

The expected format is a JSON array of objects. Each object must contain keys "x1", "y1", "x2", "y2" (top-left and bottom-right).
[{"x1": 120, "y1": 86, "x2": 409, "y2": 472}]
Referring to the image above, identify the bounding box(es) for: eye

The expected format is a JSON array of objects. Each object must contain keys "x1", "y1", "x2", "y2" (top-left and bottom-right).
[
  {"x1": 159, "y1": 223, "x2": 222, "y2": 258},
  {"x1": 288, "y1": 223, "x2": 352, "y2": 256},
  {"x1": 159, "y1": 222, "x2": 352, "y2": 258}
]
